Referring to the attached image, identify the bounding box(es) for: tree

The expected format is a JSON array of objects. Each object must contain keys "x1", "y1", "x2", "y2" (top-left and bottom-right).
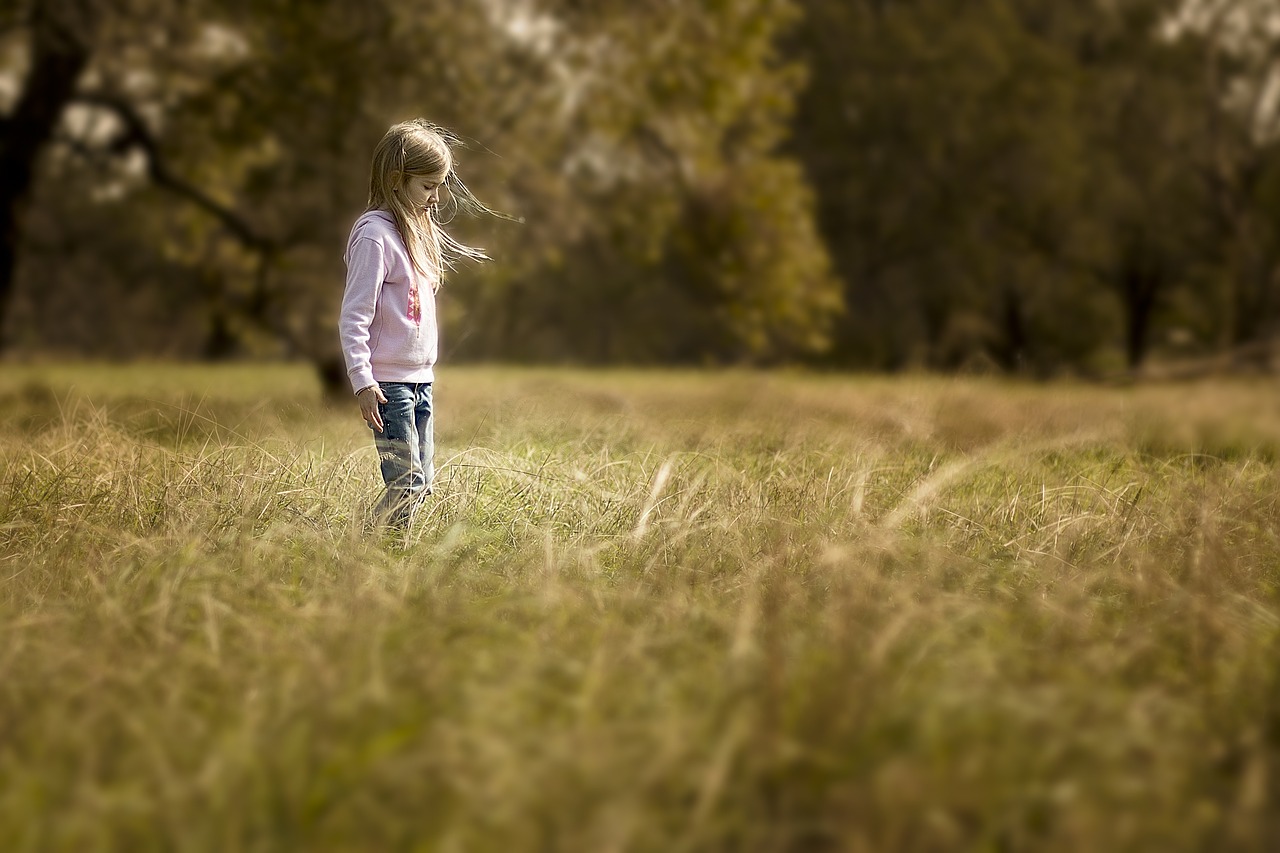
[
  {"x1": 788, "y1": 0, "x2": 1102, "y2": 372},
  {"x1": 449, "y1": 0, "x2": 841, "y2": 365},
  {"x1": 1181, "y1": 0, "x2": 1280, "y2": 350},
  {"x1": 787, "y1": 0, "x2": 1222, "y2": 373},
  {"x1": 1, "y1": 0, "x2": 100, "y2": 350},
  {"x1": 3, "y1": 0, "x2": 840, "y2": 384},
  {"x1": 1079, "y1": 8, "x2": 1215, "y2": 369}
]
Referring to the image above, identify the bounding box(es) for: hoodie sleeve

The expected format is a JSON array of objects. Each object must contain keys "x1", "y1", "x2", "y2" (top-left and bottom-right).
[{"x1": 339, "y1": 234, "x2": 387, "y2": 394}]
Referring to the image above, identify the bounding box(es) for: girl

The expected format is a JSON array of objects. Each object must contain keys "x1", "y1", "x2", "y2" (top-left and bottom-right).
[{"x1": 339, "y1": 119, "x2": 491, "y2": 530}]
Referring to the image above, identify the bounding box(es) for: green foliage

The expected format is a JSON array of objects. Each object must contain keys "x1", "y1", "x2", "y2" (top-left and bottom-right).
[
  {"x1": 7, "y1": 0, "x2": 1280, "y2": 373},
  {"x1": 454, "y1": 0, "x2": 841, "y2": 364},
  {"x1": 7, "y1": 0, "x2": 837, "y2": 368},
  {"x1": 5, "y1": 364, "x2": 1280, "y2": 849},
  {"x1": 786, "y1": 0, "x2": 1254, "y2": 373},
  {"x1": 792, "y1": 1, "x2": 1079, "y2": 368}
]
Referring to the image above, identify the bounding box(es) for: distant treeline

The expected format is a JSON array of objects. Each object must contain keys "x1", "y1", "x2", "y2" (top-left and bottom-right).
[{"x1": 3, "y1": 0, "x2": 1277, "y2": 385}]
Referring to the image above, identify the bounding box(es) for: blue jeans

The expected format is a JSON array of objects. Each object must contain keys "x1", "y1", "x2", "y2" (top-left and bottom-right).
[{"x1": 371, "y1": 381, "x2": 434, "y2": 528}]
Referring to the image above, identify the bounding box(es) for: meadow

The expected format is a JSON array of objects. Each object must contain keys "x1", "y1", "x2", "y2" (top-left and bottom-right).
[{"x1": 2, "y1": 362, "x2": 1280, "y2": 851}]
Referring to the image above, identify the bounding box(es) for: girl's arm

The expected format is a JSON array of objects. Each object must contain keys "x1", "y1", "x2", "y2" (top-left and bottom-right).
[{"x1": 339, "y1": 235, "x2": 387, "y2": 395}]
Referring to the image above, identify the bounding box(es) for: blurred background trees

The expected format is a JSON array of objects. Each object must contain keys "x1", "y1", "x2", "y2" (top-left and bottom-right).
[{"x1": 2, "y1": 0, "x2": 1278, "y2": 385}]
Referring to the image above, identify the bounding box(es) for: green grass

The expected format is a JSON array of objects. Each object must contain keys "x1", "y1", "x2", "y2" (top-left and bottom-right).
[{"x1": 3, "y1": 363, "x2": 1280, "y2": 851}]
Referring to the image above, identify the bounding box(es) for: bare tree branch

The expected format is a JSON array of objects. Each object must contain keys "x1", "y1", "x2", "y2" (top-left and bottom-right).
[
  {"x1": 70, "y1": 90, "x2": 275, "y2": 253},
  {"x1": 60, "y1": 91, "x2": 314, "y2": 357}
]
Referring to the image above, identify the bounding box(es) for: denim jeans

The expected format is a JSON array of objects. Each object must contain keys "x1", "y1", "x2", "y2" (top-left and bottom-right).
[{"x1": 371, "y1": 381, "x2": 434, "y2": 528}]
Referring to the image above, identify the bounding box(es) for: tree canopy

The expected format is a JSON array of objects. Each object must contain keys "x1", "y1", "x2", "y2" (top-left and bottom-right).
[{"x1": 3, "y1": 0, "x2": 1278, "y2": 381}]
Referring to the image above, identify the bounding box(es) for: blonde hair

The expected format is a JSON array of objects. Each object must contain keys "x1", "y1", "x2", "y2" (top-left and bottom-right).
[{"x1": 367, "y1": 119, "x2": 492, "y2": 291}]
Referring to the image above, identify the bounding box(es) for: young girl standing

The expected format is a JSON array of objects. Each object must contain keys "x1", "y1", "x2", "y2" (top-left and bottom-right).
[{"x1": 339, "y1": 119, "x2": 490, "y2": 530}]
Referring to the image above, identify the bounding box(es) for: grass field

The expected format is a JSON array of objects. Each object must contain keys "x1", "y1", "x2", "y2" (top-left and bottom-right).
[{"x1": 3, "y1": 362, "x2": 1280, "y2": 851}]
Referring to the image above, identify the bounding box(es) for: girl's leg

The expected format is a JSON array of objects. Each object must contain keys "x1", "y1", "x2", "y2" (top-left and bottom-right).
[
  {"x1": 415, "y1": 382, "x2": 435, "y2": 495},
  {"x1": 373, "y1": 383, "x2": 427, "y2": 528}
]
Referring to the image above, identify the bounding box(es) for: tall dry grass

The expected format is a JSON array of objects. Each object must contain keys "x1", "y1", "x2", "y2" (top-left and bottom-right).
[{"x1": 2, "y1": 364, "x2": 1280, "y2": 851}]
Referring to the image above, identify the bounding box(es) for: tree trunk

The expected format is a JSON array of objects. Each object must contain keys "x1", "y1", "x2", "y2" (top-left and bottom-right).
[
  {"x1": 995, "y1": 284, "x2": 1027, "y2": 372},
  {"x1": 0, "y1": 7, "x2": 94, "y2": 349},
  {"x1": 314, "y1": 354, "x2": 351, "y2": 401},
  {"x1": 1122, "y1": 265, "x2": 1161, "y2": 370}
]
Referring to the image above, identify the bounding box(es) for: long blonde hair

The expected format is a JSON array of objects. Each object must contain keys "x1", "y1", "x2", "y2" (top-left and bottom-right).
[{"x1": 367, "y1": 119, "x2": 492, "y2": 292}]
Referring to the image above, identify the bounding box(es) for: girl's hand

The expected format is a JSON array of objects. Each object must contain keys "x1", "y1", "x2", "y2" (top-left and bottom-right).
[{"x1": 357, "y1": 385, "x2": 388, "y2": 432}]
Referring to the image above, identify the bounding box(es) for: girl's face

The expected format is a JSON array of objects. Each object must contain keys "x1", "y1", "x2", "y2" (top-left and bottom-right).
[{"x1": 400, "y1": 172, "x2": 446, "y2": 214}]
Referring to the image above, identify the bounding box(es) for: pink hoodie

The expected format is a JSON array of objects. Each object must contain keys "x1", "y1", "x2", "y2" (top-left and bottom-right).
[{"x1": 339, "y1": 209, "x2": 439, "y2": 394}]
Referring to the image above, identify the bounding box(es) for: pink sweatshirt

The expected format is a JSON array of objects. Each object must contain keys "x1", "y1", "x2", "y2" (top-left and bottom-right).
[{"x1": 339, "y1": 209, "x2": 439, "y2": 394}]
